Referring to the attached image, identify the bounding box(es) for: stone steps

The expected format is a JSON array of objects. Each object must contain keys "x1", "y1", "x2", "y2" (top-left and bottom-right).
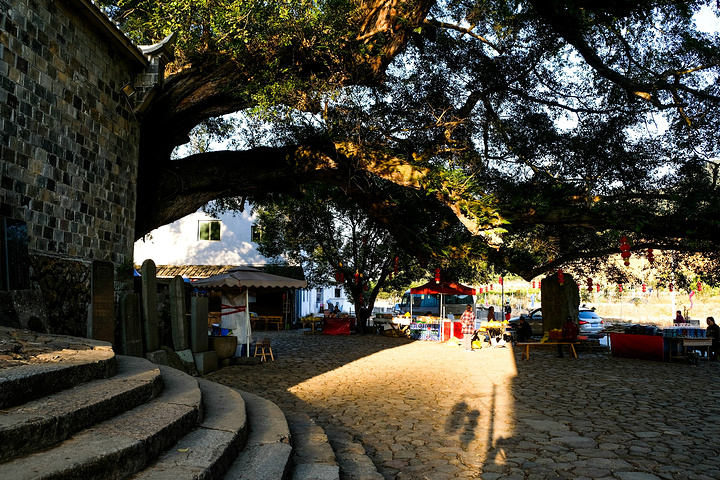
[
  {"x1": 0, "y1": 355, "x2": 163, "y2": 463},
  {"x1": 0, "y1": 340, "x2": 343, "y2": 480}
]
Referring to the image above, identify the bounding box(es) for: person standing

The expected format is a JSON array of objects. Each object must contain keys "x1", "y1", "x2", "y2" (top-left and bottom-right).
[
  {"x1": 461, "y1": 305, "x2": 476, "y2": 351},
  {"x1": 558, "y1": 316, "x2": 579, "y2": 358},
  {"x1": 504, "y1": 301, "x2": 512, "y2": 321},
  {"x1": 357, "y1": 304, "x2": 370, "y2": 335},
  {"x1": 707, "y1": 317, "x2": 720, "y2": 361}
]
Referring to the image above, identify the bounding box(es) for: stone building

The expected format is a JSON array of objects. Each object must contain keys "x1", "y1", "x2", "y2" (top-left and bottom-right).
[{"x1": 0, "y1": 0, "x2": 168, "y2": 341}]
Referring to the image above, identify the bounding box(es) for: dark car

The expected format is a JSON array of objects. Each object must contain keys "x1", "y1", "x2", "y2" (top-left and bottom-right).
[{"x1": 508, "y1": 308, "x2": 605, "y2": 338}]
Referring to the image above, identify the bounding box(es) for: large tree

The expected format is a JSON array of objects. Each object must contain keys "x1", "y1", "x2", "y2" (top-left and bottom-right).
[{"x1": 103, "y1": 1, "x2": 720, "y2": 279}]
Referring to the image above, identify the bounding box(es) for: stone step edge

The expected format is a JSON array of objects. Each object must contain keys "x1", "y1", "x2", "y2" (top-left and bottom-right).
[
  {"x1": 0, "y1": 348, "x2": 116, "y2": 409},
  {"x1": 286, "y1": 412, "x2": 340, "y2": 480},
  {"x1": 0, "y1": 365, "x2": 202, "y2": 480},
  {"x1": 128, "y1": 378, "x2": 248, "y2": 479},
  {"x1": 0, "y1": 355, "x2": 163, "y2": 464},
  {"x1": 325, "y1": 428, "x2": 384, "y2": 480},
  {"x1": 222, "y1": 389, "x2": 292, "y2": 480}
]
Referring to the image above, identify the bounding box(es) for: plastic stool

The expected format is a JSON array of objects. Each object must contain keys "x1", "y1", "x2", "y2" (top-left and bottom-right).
[{"x1": 254, "y1": 338, "x2": 274, "y2": 361}]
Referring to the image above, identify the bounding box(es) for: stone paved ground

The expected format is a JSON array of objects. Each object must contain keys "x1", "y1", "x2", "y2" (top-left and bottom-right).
[{"x1": 205, "y1": 330, "x2": 720, "y2": 480}]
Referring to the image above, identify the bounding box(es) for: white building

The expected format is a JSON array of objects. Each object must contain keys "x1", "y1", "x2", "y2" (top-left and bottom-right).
[{"x1": 133, "y1": 205, "x2": 352, "y2": 320}]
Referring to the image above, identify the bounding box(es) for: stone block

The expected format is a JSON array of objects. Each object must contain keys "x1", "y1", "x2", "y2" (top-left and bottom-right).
[
  {"x1": 145, "y1": 349, "x2": 169, "y2": 366},
  {"x1": 193, "y1": 350, "x2": 218, "y2": 375},
  {"x1": 175, "y1": 348, "x2": 199, "y2": 376}
]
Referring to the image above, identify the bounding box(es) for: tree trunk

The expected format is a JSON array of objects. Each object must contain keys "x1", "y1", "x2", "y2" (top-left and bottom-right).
[{"x1": 540, "y1": 273, "x2": 580, "y2": 333}]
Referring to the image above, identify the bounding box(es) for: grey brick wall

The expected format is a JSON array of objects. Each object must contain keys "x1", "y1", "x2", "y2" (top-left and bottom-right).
[{"x1": 0, "y1": 0, "x2": 145, "y2": 336}]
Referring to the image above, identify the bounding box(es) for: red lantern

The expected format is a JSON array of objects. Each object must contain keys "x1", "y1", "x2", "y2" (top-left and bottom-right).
[
  {"x1": 587, "y1": 278, "x2": 593, "y2": 292},
  {"x1": 354, "y1": 271, "x2": 360, "y2": 283},
  {"x1": 539, "y1": 280, "x2": 542, "y2": 288},
  {"x1": 642, "y1": 283, "x2": 647, "y2": 293},
  {"x1": 339, "y1": 273, "x2": 344, "y2": 283},
  {"x1": 669, "y1": 283, "x2": 674, "y2": 292},
  {"x1": 596, "y1": 284, "x2": 600, "y2": 293},
  {"x1": 363, "y1": 283, "x2": 369, "y2": 291},
  {"x1": 618, "y1": 284, "x2": 623, "y2": 293},
  {"x1": 335, "y1": 272, "x2": 340, "y2": 283},
  {"x1": 394, "y1": 256, "x2": 399, "y2": 275},
  {"x1": 499, "y1": 276, "x2": 503, "y2": 285},
  {"x1": 557, "y1": 269, "x2": 564, "y2": 286},
  {"x1": 620, "y1": 236, "x2": 631, "y2": 266},
  {"x1": 532, "y1": 280, "x2": 536, "y2": 289},
  {"x1": 647, "y1": 249, "x2": 654, "y2": 264},
  {"x1": 434, "y1": 268, "x2": 441, "y2": 283},
  {"x1": 490, "y1": 284, "x2": 494, "y2": 291},
  {"x1": 698, "y1": 281, "x2": 702, "y2": 292}
]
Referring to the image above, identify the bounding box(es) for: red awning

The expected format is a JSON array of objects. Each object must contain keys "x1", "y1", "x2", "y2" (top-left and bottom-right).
[{"x1": 410, "y1": 281, "x2": 476, "y2": 296}]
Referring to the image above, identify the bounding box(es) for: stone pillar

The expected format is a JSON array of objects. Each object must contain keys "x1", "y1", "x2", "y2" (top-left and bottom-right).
[
  {"x1": 140, "y1": 259, "x2": 160, "y2": 352},
  {"x1": 120, "y1": 293, "x2": 144, "y2": 357},
  {"x1": 190, "y1": 296, "x2": 209, "y2": 353},
  {"x1": 169, "y1": 275, "x2": 189, "y2": 351},
  {"x1": 190, "y1": 296, "x2": 217, "y2": 374}
]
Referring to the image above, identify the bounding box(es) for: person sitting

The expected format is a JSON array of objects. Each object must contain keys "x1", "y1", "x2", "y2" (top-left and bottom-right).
[
  {"x1": 516, "y1": 317, "x2": 533, "y2": 342},
  {"x1": 557, "y1": 316, "x2": 579, "y2": 358},
  {"x1": 674, "y1": 310, "x2": 685, "y2": 324}
]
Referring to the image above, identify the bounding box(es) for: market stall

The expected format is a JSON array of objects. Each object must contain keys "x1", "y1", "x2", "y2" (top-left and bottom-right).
[
  {"x1": 193, "y1": 266, "x2": 307, "y2": 356},
  {"x1": 409, "y1": 281, "x2": 476, "y2": 341}
]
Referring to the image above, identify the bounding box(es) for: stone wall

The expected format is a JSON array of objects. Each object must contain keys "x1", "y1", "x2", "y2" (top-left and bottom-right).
[{"x1": 0, "y1": 0, "x2": 148, "y2": 337}]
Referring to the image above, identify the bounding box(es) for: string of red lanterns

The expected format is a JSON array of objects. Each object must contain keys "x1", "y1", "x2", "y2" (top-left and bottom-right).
[{"x1": 557, "y1": 269, "x2": 564, "y2": 286}]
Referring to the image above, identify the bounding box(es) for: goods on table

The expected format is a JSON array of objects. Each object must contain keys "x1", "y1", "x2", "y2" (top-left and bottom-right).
[
  {"x1": 409, "y1": 322, "x2": 440, "y2": 341},
  {"x1": 663, "y1": 324, "x2": 706, "y2": 338}
]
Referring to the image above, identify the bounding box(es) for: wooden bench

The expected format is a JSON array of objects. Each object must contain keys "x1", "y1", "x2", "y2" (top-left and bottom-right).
[{"x1": 516, "y1": 342, "x2": 578, "y2": 360}]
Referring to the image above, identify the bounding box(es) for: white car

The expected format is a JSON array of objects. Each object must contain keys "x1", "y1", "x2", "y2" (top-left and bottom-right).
[{"x1": 509, "y1": 308, "x2": 605, "y2": 338}]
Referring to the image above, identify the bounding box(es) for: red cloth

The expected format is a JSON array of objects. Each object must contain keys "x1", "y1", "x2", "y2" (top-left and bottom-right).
[
  {"x1": 324, "y1": 318, "x2": 352, "y2": 335},
  {"x1": 443, "y1": 322, "x2": 464, "y2": 341},
  {"x1": 609, "y1": 333, "x2": 664, "y2": 361}
]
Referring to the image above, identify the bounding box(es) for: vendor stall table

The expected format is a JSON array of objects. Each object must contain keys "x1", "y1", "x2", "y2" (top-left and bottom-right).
[
  {"x1": 300, "y1": 317, "x2": 324, "y2": 335},
  {"x1": 609, "y1": 332, "x2": 664, "y2": 361},
  {"x1": 323, "y1": 316, "x2": 355, "y2": 335},
  {"x1": 667, "y1": 337, "x2": 713, "y2": 362}
]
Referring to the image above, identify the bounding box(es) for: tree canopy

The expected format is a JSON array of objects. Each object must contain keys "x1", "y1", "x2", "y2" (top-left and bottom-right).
[{"x1": 103, "y1": 0, "x2": 720, "y2": 281}]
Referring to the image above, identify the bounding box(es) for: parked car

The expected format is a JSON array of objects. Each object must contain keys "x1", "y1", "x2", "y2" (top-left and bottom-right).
[{"x1": 508, "y1": 308, "x2": 605, "y2": 338}]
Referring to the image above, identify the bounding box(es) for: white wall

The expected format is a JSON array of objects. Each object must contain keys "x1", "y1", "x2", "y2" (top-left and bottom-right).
[{"x1": 133, "y1": 209, "x2": 272, "y2": 266}]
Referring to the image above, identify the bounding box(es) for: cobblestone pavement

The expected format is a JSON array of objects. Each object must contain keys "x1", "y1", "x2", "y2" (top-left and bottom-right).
[{"x1": 204, "y1": 331, "x2": 720, "y2": 480}]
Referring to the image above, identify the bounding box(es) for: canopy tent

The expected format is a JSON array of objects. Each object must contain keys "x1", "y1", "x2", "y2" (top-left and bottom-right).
[
  {"x1": 192, "y1": 265, "x2": 307, "y2": 290},
  {"x1": 193, "y1": 266, "x2": 307, "y2": 356},
  {"x1": 408, "y1": 281, "x2": 477, "y2": 341},
  {"x1": 410, "y1": 281, "x2": 476, "y2": 296}
]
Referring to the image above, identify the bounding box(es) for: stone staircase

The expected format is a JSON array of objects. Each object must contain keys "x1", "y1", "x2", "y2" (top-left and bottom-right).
[{"x1": 0, "y1": 331, "x2": 340, "y2": 480}]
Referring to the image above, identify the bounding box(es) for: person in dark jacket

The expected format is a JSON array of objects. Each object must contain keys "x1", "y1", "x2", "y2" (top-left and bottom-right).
[
  {"x1": 707, "y1": 317, "x2": 720, "y2": 361},
  {"x1": 516, "y1": 317, "x2": 533, "y2": 342}
]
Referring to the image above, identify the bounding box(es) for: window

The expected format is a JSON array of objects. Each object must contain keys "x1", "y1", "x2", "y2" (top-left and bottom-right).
[
  {"x1": 251, "y1": 224, "x2": 263, "y2": 242},
  {"x1": 334, "y1": 288, "x2": 342, "y2": 298},
  {"x1": 198, "y1": 220, "x2": 221, "y2": 241}
]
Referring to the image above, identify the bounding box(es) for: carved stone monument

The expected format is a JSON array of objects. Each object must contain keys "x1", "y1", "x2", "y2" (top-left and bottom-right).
[
  {"x1": 88, "y1": 260, "x2": 115, "y2": 344},
  {"x1": 120, "y1": 293, "x2": 144, "y2": 356},
  {"x1": 140, "y1": 259, "x2": 160, "y2": 352}
]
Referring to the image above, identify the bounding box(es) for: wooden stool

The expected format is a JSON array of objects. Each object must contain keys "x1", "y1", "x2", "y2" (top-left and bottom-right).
[{"x1": 254, "y1": 338, "x2": 274, "y2": 361}]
